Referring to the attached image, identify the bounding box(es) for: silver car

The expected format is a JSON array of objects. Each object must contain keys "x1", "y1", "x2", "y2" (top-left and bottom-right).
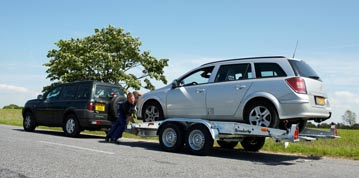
[{"x1": 137, "y1": 56, "x2": 331, "y2": 131}]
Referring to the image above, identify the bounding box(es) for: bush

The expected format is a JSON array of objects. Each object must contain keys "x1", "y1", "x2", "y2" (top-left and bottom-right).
[{"x1": 2, "y1": 104, "x2": 23, "y2": 109}]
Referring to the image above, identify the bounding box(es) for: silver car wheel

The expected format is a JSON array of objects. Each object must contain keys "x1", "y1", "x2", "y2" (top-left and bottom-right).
[
  {"x1": 145, "y1": 105, "x2": 160, "y2": 122},
  {"x1": 188, "y1": 129, "x2": 205, "y2": 151},
  {"x1": 162, "y1": 128, "x2": 177, "y2": 148},
  {"x1": 248, "y1": 106, "x2": 272, "y2": 127}
]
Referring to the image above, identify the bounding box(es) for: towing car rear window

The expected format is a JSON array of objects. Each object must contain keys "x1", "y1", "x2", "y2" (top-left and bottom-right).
[{"x1": 95, "y1": 85, "x2": 123, "y2": 99}]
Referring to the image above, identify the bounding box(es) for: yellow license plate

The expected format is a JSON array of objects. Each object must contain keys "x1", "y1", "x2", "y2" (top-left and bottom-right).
[
  {"x1": 315, "y1": 97, "x2": 326, "y2": 105},
  {"x1": 95, "y1": 103, "x2": 105, "y2": 111}
]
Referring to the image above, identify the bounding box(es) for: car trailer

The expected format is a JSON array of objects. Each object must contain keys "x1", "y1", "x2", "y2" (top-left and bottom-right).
[{"x1": 125, "y1": 118, "x2": 339, "y2": 155}]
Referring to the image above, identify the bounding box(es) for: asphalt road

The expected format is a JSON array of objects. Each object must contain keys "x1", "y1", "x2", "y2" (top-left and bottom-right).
[{"x1": 0, "y1": 124, "x2": 358, "y2": 178}]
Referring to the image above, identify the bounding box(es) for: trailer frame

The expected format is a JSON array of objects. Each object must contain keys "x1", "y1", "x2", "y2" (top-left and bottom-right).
[{"x1": 125, "y1": 118, "x2": 338, "y2": 155}]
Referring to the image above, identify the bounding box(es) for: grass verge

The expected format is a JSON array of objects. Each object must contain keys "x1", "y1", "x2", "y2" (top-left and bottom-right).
[{"x1": 261, "y1": 129, "x2": 359, "y2": 160}]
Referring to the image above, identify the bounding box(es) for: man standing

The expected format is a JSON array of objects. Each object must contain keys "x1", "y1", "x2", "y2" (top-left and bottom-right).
[{"x1": 105, "y1": 92, "x2": 136, "y2": 143}]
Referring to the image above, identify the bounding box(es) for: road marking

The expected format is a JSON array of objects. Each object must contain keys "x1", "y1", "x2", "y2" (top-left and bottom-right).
[{"x1": 39, "y1": 141, "x2": 115, "y2": 155}]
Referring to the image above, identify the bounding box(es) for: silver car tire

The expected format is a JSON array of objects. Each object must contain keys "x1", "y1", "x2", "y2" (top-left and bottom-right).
[
  {"x1": 244, "y1": 100, "x2": 279, "y2": 128},
  {"x1": 142, "y1": 101, "x2": 164, "y2": 122}
]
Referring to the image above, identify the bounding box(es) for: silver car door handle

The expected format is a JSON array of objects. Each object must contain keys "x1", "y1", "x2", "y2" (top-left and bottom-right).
[
  {"x1": 196, "y1": 89, "x2": 205, "y2": 93},
  {"x1": 236, "y1": 85, "x2": 247, "y2": 90}
]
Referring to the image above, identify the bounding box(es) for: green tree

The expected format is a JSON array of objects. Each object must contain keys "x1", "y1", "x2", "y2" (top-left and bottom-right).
[
  {"x1": 317, "y1": 123, "x2": 330, "y2": 129},
  {"x1": 3, "y1": 104, "x2": 22, "y2": 109},
  {"x1": 342, "y1": 110, "x2": 357, "y2": 127},
  {"x1": 44, "y1": 25, "x2": 169, "y2": 92},
  {"x1": 306, "y1": 121, "x2": 316, "y2": 128}
]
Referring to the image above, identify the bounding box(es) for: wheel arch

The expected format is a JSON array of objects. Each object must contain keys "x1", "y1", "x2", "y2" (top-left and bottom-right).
[
  {"x1": 157, "y1": 120, "x2": 186, "y2": 136},
  {"x1": 22, "y1": 107, "x2": 33, "y2": 118},
  {"x1": 241, "y1": 92, "x2": 282, "y2": 119},
  {"x1": 62, "y1": 108, "x2": 78, "y2": 123},
  {"x1": 141, "y1": 98, "x2": 166, "y2": 118}
]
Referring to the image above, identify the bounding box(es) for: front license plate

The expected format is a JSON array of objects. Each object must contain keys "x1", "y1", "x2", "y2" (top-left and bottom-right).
[
  {"x1": 95, "y1": 103, "x2": 105, "y2": 111},
  {"x1": 315, "y1": 96, "x2": 326, "y2": 105}
]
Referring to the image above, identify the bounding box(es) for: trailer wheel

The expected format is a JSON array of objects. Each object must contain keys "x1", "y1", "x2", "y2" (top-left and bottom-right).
[
  {"x1": 186, "y1": 124, "x2": 213, "y2": 155},
  {"x1": 217, "y1": 141, "x2": 238, "y2": 149},
  {"x1": 159, "y1": 123, "x2": 184, "y2": 152},
  {"x1": 240, "y1": 137, "x2": 265, "y2": 152},
  {"x1": 279, "y1": 119, "x2": 307, "y2": 133}
]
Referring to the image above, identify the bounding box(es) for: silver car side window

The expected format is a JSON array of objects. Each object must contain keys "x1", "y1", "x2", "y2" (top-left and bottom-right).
[
  {"x1": 215, "y1": 63, "x2": 252, "y2": 82},
  {"x1": 179, "y1": 66, "x2": 214, "y2": 86}
]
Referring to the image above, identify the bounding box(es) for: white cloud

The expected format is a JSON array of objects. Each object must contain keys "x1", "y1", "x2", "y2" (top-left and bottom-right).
[
  {"x1": 0, "y1": 83, "x2": 39, "y2": 108},
  {"x1": 328, "y1": 91, "x2": 359, "y2": 123},
  {"x1": 331, "y1": 91, "x2": 359, "y2": 106},
  {"x1": 334, "y1": 91, "x2": 359, "y2": 100},
  {"x1": 0, "y1": 84, "x2": 29, "y2": 93}
]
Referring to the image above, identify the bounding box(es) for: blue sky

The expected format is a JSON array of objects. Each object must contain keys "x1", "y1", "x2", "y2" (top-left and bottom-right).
[{"x1": 0, "y1": 0, "x2": 358, "y2": 124}]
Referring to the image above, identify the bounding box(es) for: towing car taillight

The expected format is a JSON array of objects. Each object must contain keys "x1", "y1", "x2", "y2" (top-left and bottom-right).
[{"x1": 87, "y1": 102, "x2": 95, "y2": 111}]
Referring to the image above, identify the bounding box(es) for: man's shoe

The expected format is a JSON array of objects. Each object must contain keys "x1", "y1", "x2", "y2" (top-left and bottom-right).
[
  {"x1": 111, "y1": 139, "x2": 120, "y2": 144},
  {"x1": 105, "y1": 136, "x2": 110, "y2": 142}
]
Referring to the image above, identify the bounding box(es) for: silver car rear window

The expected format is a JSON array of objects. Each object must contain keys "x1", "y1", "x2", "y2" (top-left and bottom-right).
[{"x1": 289, "y1": 60, "x2": 321, "y2": 81}]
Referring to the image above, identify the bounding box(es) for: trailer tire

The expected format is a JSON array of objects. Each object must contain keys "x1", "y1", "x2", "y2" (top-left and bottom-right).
[
  {"x1": 159, "y1": 123, "x2": 184, "y2": 152},
  {"x1": 280, "y1": 119, "x2": 307, "y2": 133},
  {"x1": 217, "y1": 141, "x2": 238, "y2": 149},
  {"x1": 240, "y1": 137, "x2": 265, "y2": 152},
  {"x1": 186, "y1": 124, "x2": 213, "y2": 155}
]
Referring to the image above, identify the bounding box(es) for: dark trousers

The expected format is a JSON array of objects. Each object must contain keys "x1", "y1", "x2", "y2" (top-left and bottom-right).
[{"x1": 107, "y1": 115, "x2": 126, "y2": 141}]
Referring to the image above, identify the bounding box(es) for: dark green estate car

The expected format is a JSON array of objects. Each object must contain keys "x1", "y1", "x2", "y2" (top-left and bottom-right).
[{"x1": 22, "y1": 81, "x2": 125, "y2": 137}]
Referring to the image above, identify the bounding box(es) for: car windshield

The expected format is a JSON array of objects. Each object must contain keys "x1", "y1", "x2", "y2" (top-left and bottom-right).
[
  {"x1": 95, "y1": 85, "x2": 123, "y2": 99},
  {"x1": 289, "y1": 60, "x2": 321, "y2": 81}
]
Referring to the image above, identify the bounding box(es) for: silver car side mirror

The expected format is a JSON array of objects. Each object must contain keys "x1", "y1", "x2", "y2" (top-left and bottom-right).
[{"x1": 171, "y1": 80, "x2": 179, "y2": 89}]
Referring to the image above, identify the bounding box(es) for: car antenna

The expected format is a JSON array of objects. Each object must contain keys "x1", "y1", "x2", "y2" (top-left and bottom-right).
[{"x1": 292, "y1": 40, "x2": 299, "y2": 58}]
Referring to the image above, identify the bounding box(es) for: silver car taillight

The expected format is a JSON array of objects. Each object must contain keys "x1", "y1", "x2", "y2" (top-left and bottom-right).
[{"x1": 285, "y1": 77, "x2": 307, "y2": 94}]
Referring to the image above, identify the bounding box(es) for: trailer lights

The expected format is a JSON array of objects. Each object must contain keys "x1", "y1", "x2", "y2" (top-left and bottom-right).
[
  {"x1": 261, "y1": 127, "x2": 269, "y2": 132},
  {"x1": 294, "y1": 126, "x2": 299, "y2": 140}
]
